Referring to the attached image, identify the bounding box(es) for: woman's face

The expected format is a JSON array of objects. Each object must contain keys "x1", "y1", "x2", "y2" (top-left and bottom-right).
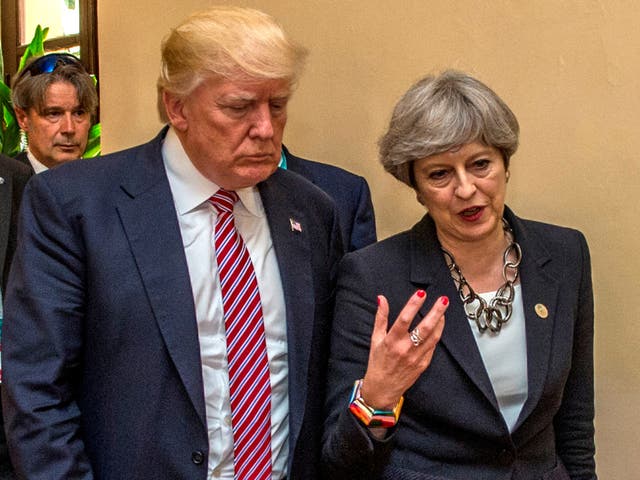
[{"x1": 413, "y1": 141, "x2": 508, "y2": 250}]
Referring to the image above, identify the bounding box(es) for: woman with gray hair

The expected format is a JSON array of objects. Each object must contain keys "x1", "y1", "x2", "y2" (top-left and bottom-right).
[{"x1": 323, "y1": 71, "x2": 596, "y2": 479}]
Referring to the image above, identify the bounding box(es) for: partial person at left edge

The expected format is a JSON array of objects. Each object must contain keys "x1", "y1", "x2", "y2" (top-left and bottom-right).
[
  {"x1": 0, "y1": 52, "x2": 98, "y2": 480},
  {"x1": 0, "y1": 155, "x2": 32, "y2": 480},
  {"x1": 2, "y1": 6, "x2": 342, "y2": 480},
  {"x1": 12, "y1": 52, "x2": 97, "y2": 173}
]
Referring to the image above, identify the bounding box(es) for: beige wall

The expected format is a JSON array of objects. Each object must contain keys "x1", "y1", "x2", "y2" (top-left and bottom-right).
[{"x1": 99, "y1": 1, "x2": 640, "y2": 477}]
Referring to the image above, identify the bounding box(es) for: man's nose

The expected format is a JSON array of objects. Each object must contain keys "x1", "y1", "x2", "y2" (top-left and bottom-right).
[
  {"x1": 249, "y1": 104, "x2": 275, "y2": 139},
  {"x1": 59, "y1": 113, "x2": 76, "y2": 134}
]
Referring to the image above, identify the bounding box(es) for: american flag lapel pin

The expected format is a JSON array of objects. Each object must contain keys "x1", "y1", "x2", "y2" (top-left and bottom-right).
[{"x1": 289, "y1": 217, "x2": 303, "y2": 233}]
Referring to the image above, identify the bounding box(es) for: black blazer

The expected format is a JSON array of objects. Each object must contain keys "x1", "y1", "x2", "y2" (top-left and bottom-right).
[
  {"x1": 0, "y1": 154, "x2": 32, "y2": 292},
  {"x1": 323, "y1": 208, "x2": 596, "y2": 480},
  {"x1": 283, "y1": 146, "x2": 376, "y2": 252},
  {"x1": 0, "y1": 154, "x2": 32, "y2": 479},
  {"x1": 2, "y1": 129, "x2": 344, "y2": 479}
]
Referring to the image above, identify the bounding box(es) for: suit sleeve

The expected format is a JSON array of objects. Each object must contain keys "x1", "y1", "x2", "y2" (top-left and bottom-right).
[
  {"x1": 322, "y1": 253, "x2": 395, "y2": 479},
  {"x1": 2, "y1": 175, "x2": 94, "y2": 479},
  {"x1": 348, "y1": 178, "x2": 377, "y2": 252},
  {"x1": 554, "y1": 232, "x2": 597, "y2": 479}
]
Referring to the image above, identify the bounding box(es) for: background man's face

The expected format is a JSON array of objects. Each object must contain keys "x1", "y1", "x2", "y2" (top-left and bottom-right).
[
  {"x1": 16, "y1": 80, "x2": 91, "y2": 168},
  {"x1": 164, "y1": 76, "x2": 290, "y2": 190}
]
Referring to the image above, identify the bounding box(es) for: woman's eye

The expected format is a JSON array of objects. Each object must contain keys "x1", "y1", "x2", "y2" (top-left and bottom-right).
[
  {"x1": 429, "y1": 170, "x2": 448, "y2": 180},
  {"x1": 473, "y1": 159, "x2": 490, "y2": 169}
]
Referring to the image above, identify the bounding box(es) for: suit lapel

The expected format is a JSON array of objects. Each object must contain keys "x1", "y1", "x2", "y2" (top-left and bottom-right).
[
  {"x1": 411, "y1": 215, "x2": 500, "y2": 408},
  {"x1": 413, "y1": 211, "x2": 561, "y2": 419},
  {"x1": 507, "y1": 212, "x2": 558, "y2": 427},
  {"x1": 258, "y1": 169, "x2": 314, "y2": 451},
  {"x1": 116, "y1": 131, "x2": 206, "y2": 426}
]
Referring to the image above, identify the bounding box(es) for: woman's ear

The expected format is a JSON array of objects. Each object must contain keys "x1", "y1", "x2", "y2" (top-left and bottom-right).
[{"x1": 416, "y1": 191, "x2": 425, "y2": 205}]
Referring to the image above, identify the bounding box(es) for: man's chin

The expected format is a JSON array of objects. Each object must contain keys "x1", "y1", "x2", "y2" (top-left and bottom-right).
[
  {"x1": 226, "y1": 164, "x2": 279, "y2": 190},
  {"x1": 53, "y1": 151, "x2": 83, "y2": 164}
]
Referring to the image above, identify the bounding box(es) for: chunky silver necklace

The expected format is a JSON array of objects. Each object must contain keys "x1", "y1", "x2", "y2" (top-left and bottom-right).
[{"x1": 442, "y1": 220, "x2": 522, "y2": 334}]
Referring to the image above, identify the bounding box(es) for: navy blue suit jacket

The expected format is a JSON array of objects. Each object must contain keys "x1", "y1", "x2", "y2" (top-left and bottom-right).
[
  {"x1": 283, "y1": 146, "x2": 376, "y2": 252},
  {"x1": 323, "y1": 208, "x2": 596, "y2": 480},
  {"x1": 0, "y1": 154, "x2": 32, "y2": 480},
  {"x1": 13, "y1": 151, "x2": 30, "y2": 171},
  {"x1": 2, "y1": 129, "x2": 343, "y2": 479}
]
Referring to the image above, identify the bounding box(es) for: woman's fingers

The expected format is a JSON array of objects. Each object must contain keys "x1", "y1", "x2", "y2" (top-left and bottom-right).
[
  {"x1": 361, "y1": 291, "x2": 448, "y2": 409},
  {"x1": 386, "y1": 289, "x2": 428, "y2": 343},
  {"x1": 370, "y1": 295, "x2": 390, "y2": 347},
  {"x1": 411, "y1": 295, "x2": 449, "y2": 350}
]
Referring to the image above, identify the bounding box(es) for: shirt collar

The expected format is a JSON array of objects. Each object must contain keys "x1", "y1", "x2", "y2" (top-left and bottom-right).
[
  {"x1": 278, "y1": 150, "x2": 287, "y2": 169},
  {"x1": 161, "y1": 126, "x2": 263, "y2": 217},
  {"x1": 26, "y1": 149, "x2": 48, "y2": 174}
]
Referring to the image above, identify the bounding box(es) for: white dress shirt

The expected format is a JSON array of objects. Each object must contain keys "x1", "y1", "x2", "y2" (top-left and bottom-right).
[
  {"x1": 162, "y1": 127, "x2": 289, "y2": 479},
  {"x1": 471, "y1": 285, "x2": 528, "y2": 432},
  {"x1": 25, "y1": 150, "x2": 48, "y2": 174}
]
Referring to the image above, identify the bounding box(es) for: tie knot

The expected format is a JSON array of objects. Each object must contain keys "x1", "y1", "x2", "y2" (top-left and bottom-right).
[{"x1": 209, "y1": 189, "x2": 238, "y2": 214}]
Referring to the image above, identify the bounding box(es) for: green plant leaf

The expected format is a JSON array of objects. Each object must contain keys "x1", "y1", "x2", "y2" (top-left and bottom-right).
[
  {"x1": 83, "y1": 123, "x2": 101, "y2": 158},
  {"x1": 17, "y1": 25, "x2": 49, "y2": 72},
  {"x1": 0, "y1": 80, "x2": 20, "y2": 156}
]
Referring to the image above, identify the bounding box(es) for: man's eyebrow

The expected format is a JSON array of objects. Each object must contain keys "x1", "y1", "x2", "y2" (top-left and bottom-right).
[{"x1": 219, "y1": 93, "x2": 257, "y2": 103}]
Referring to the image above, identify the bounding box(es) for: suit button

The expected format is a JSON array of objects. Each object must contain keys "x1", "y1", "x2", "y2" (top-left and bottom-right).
[
  {"x1": 191, "y1": 450, "x2": 205, "y2": 465},
  {"x1": 497, "y1": 448, "x2": 514, "y2": 465}
]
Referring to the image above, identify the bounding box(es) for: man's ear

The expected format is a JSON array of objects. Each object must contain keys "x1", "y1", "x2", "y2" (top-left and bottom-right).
[
  {"x1": 14, "y1": 107, "x2": 30, "y2": 132},
  {"x1": 162, "y1": 91, "x2": 188, "y2": 131}
]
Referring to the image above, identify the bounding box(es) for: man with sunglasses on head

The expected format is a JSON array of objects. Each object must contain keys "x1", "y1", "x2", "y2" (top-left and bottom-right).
[
  {"x1": 0, "y1": 52, "x2": 97, "y2": 479},
  {"x1": 11, "y1": 52, "x2": 98, "y2": 173}
]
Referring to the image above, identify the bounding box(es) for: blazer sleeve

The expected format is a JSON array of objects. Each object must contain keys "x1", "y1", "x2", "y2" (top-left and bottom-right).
[
  {"x1": 322, "y1": 252, "x2": 396, "y2": 479},
  {"x1": 554, "y1": 232, "x2": 597, "y2": 479},
  {"x1": 348, "y1": 177, "x2": 377, "y2": 252},
  {"x1": 2, "y1": 175, "x2": 94, "y2": 479}
]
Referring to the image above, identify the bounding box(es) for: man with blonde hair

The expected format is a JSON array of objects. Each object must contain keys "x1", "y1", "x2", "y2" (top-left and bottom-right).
[{"x1": 3, "y1": 6, "x2": 342, "y2": 480}]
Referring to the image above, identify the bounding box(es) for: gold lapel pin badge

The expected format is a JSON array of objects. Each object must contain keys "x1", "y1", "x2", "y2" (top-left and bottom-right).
[{"x1": 534, "y1": 303, "x2": 549, "y2": 319}]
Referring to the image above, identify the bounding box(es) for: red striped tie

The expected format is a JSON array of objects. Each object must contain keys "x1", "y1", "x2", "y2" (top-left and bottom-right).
[{"x1": 209, "y1": 189, "x2": 272, "y2": 480}]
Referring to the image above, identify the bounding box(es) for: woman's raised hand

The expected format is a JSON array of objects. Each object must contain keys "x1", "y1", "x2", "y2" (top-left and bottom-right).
[{"x1": 360, "y1": 290, "x2": 449, "y2": 409}]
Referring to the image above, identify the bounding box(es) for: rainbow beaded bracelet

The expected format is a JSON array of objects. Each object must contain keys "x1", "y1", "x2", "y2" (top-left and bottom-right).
[{"x1": 348, "y1": 379, "x2": 404, "y2": 428}]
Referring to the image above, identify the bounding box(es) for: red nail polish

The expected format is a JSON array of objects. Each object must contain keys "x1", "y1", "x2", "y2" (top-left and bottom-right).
[
  {"x1": 377, "y1": 296, "x2": 381, "y2": 306},
  {"x1": 441, "y1": 296, "x2": 449, "y2": 306},
  {"x1": 416, "y1": 290, "x2": 426, "y2": 298}
]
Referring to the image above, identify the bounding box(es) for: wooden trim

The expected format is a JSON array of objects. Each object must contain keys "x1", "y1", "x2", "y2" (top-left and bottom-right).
[
  {"x1": 2, "y1": 0, "x2": 99, "y2": 86},
  {"x1": 1, "y1": 0, "x2": 20, "y2": 83},
  {"x1": 80, "y1": 0, "x2": 99, "y2": 76},
  {"x1": 16, "y1": 34, "x2": 81, "y2": 55}
]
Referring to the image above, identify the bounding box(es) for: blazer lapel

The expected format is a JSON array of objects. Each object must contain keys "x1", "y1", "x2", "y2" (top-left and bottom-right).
[
  {"x1": 411, "y1": 215, "x2": 499, "y2": 409},
  {"x1": 506, "y1": 211, "x2": 559, "y2": 427},
  {"x1": 116, "y1": 131, "x2": 206, "y2": 427},
  {"x1": 411, "y1": 210, "x2": 562, "y2": 424},
  {"x1": 258, "y1": 169, "x2": 314, "y2": 451}
]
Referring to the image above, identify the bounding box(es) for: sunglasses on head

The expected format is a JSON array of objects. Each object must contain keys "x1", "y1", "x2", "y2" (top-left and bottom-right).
[{"x1": 21, "y1": 53, "x2": 85, "y2": 78}]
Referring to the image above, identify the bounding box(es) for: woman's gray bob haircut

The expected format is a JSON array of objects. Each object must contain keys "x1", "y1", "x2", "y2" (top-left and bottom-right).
[{"x1": 379, "y1": 70, "x2": 519, "y2": 187}]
